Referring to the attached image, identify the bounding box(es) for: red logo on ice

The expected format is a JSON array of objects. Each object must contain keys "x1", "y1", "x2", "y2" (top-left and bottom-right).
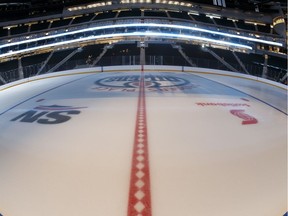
[{"x1": 230, "y1": 109, "x2": 258, "y2": 125}]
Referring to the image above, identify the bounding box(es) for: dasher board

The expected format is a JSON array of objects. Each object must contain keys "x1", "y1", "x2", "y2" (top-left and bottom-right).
[{"x1": 0, "y1": 68, "x2": 287, "y2": 216}]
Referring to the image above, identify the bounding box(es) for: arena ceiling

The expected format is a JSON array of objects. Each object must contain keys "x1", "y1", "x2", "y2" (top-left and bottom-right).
[{"x1": 0, "y1": 0, "x2": 286, "y2": 21}]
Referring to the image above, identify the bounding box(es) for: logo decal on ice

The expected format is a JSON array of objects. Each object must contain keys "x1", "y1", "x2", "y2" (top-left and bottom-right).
[
  {"x1": 196, "y1": 101, "x2": 258, "y2": 125},
  {"x1": 93, "y1": 75, "x2": 196, "y2": 92},
  {"x1": 11, "y1": 105, "x2": 86, "y2": 124},
  {"x1": 196, "y1": 102, "x2": 250, "y2": 107},
  {"x1": 95, "y1": 75, "x2": 189, "y2": 88},
  {"x1": 230, "y1": 109, "x2": 258, "y2": 125}
]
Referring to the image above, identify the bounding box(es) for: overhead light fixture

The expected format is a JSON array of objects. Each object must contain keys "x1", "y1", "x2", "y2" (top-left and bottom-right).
[
  {"x1": 0, "y1": 31, "x2": 252, "y2": 58},
  {"x1": 207, "y1": 14, "x2": 221, "y2": 19},
  {"x1": 0, "y1": 23, "x2": 282, "y2": 51}
]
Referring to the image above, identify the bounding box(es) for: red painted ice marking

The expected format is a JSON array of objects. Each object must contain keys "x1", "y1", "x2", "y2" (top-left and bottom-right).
[
  {"x1": 128, "y1": 67, "x2": 152, "y2": 216},
  {"x1": 230, "y1": 109, "x2": 258, "y2": 125}
]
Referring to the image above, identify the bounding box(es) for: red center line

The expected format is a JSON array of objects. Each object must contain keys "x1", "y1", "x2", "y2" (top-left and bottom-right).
[{"x1": 127, "y1": 67, "x2": 152, "y2": 216}]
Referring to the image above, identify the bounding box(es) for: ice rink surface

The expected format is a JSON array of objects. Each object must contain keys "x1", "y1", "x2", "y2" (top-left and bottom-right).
[{"x1": 0, "y1": 66, "x2": 287, "y2": 216}]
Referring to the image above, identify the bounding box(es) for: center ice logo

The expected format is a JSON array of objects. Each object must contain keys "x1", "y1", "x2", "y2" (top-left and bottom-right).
[
  {"x1": 95, "y1": 75, "x2": 190, "y2": 88},
  {"x1": 11, "y1": 105, "x2": 86, "y2": 124}
]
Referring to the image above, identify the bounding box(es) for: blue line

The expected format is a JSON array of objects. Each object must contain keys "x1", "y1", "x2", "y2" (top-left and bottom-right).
[
  {"x1": 0, "y1": 74, "x2": 92, "y2": 116},
  {"x1": 185, "y1": 72, "x2": 287, "y2": 115}
]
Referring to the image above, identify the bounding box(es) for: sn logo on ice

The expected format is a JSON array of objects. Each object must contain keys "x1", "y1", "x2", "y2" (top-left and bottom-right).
[{"x1": 11, "y1": 105, "x2": 86, "y2": 124}]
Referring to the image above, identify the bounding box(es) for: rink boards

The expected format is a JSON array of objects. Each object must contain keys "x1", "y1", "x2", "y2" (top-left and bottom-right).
[{"x1": 0, "y1": 66, "x2": 287, "y2": 216}]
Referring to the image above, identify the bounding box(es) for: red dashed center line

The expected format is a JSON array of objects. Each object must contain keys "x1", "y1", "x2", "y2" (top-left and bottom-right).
[{"x1": 127, "y1": 68, "x2": 152, "y2": 216}]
